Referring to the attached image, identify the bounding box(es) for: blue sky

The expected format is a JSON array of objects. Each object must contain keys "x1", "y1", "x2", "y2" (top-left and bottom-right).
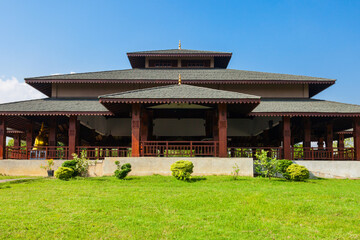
[{"x1": 0, "y1": 0, "x2": 359, "y2": 103}]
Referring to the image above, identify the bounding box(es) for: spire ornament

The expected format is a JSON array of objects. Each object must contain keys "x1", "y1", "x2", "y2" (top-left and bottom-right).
[
  {"x1": 178, "y1": 74, "x2": 181, "y2": 85},
  {"x1": 178, "y1": 40, "x2": 181, "y2": 49}
]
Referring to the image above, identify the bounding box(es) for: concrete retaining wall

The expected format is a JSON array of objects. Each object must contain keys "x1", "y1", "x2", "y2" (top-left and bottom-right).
[
  {"x1": 293, "y1": 160, "x2": 360, "y2": 179},
  {"x1": 0, "y1": 158, "x2": 253, "y2": 177},
  {"x1": 0, "y1": 160, "x2": 103, "y2": 177},
  {"x1": 1, "y1": 158, "x2": 358, "y2": 179},
  {"x1": 103, "y1": 157, "x2": 254, "y2": 176}
]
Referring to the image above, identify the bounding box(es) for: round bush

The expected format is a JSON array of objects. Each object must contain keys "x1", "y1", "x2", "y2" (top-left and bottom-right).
[
  {"x1": 115, "y1": 163, "x2": 132, "y2": 179},
  {"x1": 170, "y1": 160, "x2": 194, "y2": 181},
  {"x1": 55, "y1": 167, "x2": 74, "y2": 180},
  {"x1": 285, "y1": 164, "x2": 309, "y2": 181},
  {"x1": 277, "y1": 159, "x2": 293, "y2": 173},
  {"x1": 62, "y1": 160, "x2": 79, "y2": 176}
]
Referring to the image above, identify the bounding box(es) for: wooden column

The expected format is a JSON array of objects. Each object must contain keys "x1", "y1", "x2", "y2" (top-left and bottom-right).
[
  {"x1": 353, "y1": 117, "x2": 360, "y2": 160},
  {"x1": 326, "y1": 121, "x2": 333, "y2": 149},
  {"x1": 14, "y1": 134, "x2": 21, "y2": 147},
  {"x1": 338, "y1": 134, "x2": 345, "y2": 149},
  {"x1": 48, "y1": 117, "x2": 57, "y2": 146},
  {"x1": 283, "y1": 116, "x2": 291, "y2": 160},
  {"x1": 0, "y1": 117, "x2": 6, "y2": 159},
  {"x1": 213, "y1": 111, "x2": 219, "y2": 141},
  {"x1": 68, "y1": 116, "x2": 78, "y2": 156},
  {"x1": 141, "y1": 111, "x2": 148, "y2": 142},
  {"x1": 131, "y1": 104, "x2": 141, "y2": 157},
  {"x1": 205, "y1": 111, "x2": 213, "y2": 138},
  {"x1": 318, "y1": 137, "x2": 324, "y2": 150},
  {"x1": 338, "y1": 134, "x2": 345, "y2": 159},
  {"x1": 148, "y1": 111, "x2": 153, "y2": 140},
  {"x1": 303, "y1": 117, "x2": 311, "y2": 148},
  {"x1": 218, "y1": 104, "x2": 227, "y2": 157},
  {"x1": 26, "y1": 122, "x2": 33, "y2": 149}
]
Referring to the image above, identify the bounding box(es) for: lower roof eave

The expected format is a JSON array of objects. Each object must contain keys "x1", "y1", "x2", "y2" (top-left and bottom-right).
[
  {"x1": 249, "y1": 112, "x2": 360, "y2": 117},
  {"x1": 0, "y1": 111, "x2": 114, "y2": 116},
  {"x1": 99, "y1": 98, "x2": 260, "y2": 104}
]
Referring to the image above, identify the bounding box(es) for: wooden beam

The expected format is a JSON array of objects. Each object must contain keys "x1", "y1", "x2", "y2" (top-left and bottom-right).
[
  {"x1": 283, "y1": 116, "x2": 291, "y2": 160},
  {"x1": 218, "y1": 104, "x2": 227, "y2": 157},
  {"x1": 48, "y1": 117, "x2": 57, "y2": 146},
  {"x1": 0, "y1": 117, "x2": 6, "y2": 159},
  {"x1": 303, "y1": 117, "x2": 311, "y2": 148},
  {"x1": 68, "y1": 116, "x2": 77, "y2": 156},
  {"x1": 353, "y1": 117, "x2": 360, "y2": 160},
  {"x1": 131, "y1": 104, "x2": 141, "y2": 157}
]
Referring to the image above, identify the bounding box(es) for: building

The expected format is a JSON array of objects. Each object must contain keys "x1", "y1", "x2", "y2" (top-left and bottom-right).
[{"x1": 1, "y1": 45, "x2": 360, "y2": 161}]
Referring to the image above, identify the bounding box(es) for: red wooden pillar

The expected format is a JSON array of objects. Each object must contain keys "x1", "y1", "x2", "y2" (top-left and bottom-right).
[
  {"x1": 318, "y1": 137, "x2": 324, "y2": 150},
  {"x1": 68, "y1": 116, "x2": 78, "y2": 156},
  {"x1": 338, "y1": 134, "x2": 345, "y2": 149},
  {"x1": 218, "y1": 104, "x2": 227, "y2": 157},
  {"x1": 26, "y1": 122, "x2": 33, "y2": 150},
  {"x1": 326, "y1": 121, "x2": 333, "y2": 149},
  {"x1": 213, "y1": 111, "x2": 219, "y2": 141},
  {"x1": 131, "y1": 104, "x2": 141, "y2": 157},
  {"x1": 283, "y1": 116, "x2": 291, "y2": 160},
  {"x1": 303, "y1": 117, "x2": 311, "y2": 148},
  {"x1": 48, "y1": 117, "x2": 57, "y2": 146},
  {"x1": 148, "y1": 111, "x2": 153, "y2": 140},
  {"x1": 338, "y1": 134, "x2": 345, "y2": 159},
  {"x1": 140, "y1": 111, "x2": 149, "y2": 156},
  {"x1": 0, "y1": 117, "x2": 6, "y2": 159},
  {"x1": 303, "y1": 117, "x2": 311, "y2": 159},
  {"x1": 353, "y1": 117, "x2": 360, "y2": 160},
  {"x1": 205, "y1": 110, "x2": 213, "y2": 138},
  {"x1": 140, "y1": 111, "x2": 148, "y2": 142},
  {"x1": 14, "y1": 133, "x2": 21, "y2": 147}
]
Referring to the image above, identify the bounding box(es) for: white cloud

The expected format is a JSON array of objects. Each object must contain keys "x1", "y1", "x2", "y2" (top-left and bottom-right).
[{"x1": 0, "y1": 77, "x2": 46, "y2": 104}]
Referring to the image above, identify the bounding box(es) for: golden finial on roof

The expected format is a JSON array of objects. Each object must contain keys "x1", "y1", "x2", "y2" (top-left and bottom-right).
[
  {"x1": 178, "y1": 74, "x2": 181, "y2": 85},
  {"x1": 178, "y1": 40, "x2": 181, "y2": 49}
]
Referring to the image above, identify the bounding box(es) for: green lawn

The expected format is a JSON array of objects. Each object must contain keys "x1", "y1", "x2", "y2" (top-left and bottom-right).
[
  {"x1": 0, "y1": 175, "x2": 37, "y2": 180},
  {"x1": 0, "y1": 176, "x2": 359, "y2": 240}
]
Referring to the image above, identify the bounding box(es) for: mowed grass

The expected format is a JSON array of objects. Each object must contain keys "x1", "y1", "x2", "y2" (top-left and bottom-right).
[
  {"x1": 0, "y1": 176, "x2": 359, "y2": 240},
  {"x1": 0, "y1": 175, "x2": 37, "y2": 180}
]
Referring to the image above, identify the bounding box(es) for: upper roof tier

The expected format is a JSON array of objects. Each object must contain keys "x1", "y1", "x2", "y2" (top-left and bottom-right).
[
  {"x1": 127, "y1": 49, "x2": 232, "y2": 55},
  {"x1": 26, "y1": 68, "x2": 334, "y2": 82},
  {"x1": 127, "y1": 48, "x2": 232, "y2": 68}
]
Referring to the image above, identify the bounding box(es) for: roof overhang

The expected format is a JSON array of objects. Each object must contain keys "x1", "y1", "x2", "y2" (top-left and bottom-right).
[
  {"x1": 249, "y1": 112, "x2": 360, "y2": 117},
  {"x1": 99, "y1": 98, "x2": 260, "y2": 104},
  {"x1": 0, "y1": 111, "x2": 113, "y2": 116},
  {"x1": 25, "y1": 79, "x2": 335, "y2": 97}
]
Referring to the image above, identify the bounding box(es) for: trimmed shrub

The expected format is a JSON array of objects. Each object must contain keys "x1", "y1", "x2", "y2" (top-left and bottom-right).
[
  {"x1": 285, "y1": 164, "x2": 309, "y2": 181},
  {"x1": 277, "y1": 159, "x2": 293, "y2": 173},
  {"x1": 170, "y1": 160, "x2": 194, "y2": 181},
  {"x1": 55, "y1": 167, "x2": 74, "y2": 181},
  {"x1": 62, "y1": 160, "x2": 79, "y2": 176},
  {"x1": 114, "y1": 161, "x2": 132, "y2": 179}
]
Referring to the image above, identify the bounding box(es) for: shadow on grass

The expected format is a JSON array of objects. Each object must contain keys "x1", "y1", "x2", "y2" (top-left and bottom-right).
[{"x1": 188, "y1": 177, "x2": 207, "y2": 183}]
